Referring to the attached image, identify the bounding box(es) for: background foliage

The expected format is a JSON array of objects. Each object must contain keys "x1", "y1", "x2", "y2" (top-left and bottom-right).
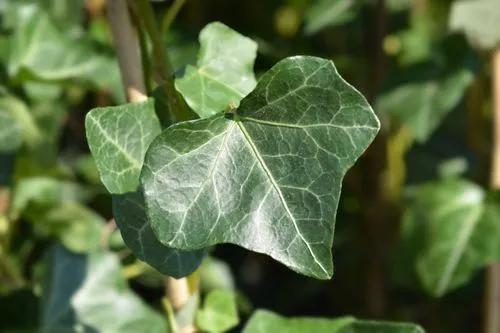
[{"x1": 0, "y1": 0, "x2": 499, "y2": 332}]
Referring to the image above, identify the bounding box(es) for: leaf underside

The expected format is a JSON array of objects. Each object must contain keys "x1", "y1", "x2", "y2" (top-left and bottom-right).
[{"x1": 142, "y1": 56, "x2": 379, "y2": 279}]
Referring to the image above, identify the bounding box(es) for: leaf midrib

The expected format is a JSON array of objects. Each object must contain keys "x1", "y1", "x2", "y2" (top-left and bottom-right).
[{"x1": 236, "y1": 120, "x2": 329, "y2": 276}]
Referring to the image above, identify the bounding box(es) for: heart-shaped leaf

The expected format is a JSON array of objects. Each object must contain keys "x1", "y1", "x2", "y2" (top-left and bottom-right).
[
  {"x1": 142, "y1": 56, "x2": 379, "y2": 279},
  {"x1": 86, "y1": 100, "x2": 204, "y2": 277},
  {"x1": 175, "y1": 22, "x2": 257, "y2": 118},
  {"x1": 196, "y1": 289, "x2": 239, "y2": 333}
]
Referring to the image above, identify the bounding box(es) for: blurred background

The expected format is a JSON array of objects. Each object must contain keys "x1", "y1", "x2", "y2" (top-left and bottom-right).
[{"x1": 0, "y1": 0, "x2": 497, "y2": 332}]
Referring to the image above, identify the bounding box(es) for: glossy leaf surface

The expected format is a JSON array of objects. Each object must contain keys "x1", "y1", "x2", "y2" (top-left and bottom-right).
[
  {"x1": 142, "y1": 56, "x2": 379, "y2": 279},
  {"x1": 175, "y1": 22, "x2": 257, "y2": 118}
]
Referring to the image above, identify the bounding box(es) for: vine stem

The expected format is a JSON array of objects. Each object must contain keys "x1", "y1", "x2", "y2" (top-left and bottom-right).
[
  {"x1": 134, "y1": 0, "x2": 189, "y2": 121},
  {"x1": 162, "y1": 0, "x2": 188, "y2": 35},
  {"x1": 105, "y1": 0, "x2": 192, "y2": 329},
  {"x1": 485, "y1": 48, "x2": 500, "y2": 333}
]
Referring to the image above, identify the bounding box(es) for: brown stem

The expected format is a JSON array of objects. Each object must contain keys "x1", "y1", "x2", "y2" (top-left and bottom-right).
[
  {"x1": 105, "y1": 0, "x2": 192, "y2": 329},
  {"x1": 106, "y1": 0, "x2": 147, "y2": 103},
  {"x1": 485, "y1": 48, "x2": 500, "y2": 333}
]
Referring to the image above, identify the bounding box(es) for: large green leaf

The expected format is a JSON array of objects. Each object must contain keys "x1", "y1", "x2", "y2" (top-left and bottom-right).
[
  {"x1": 450, "y1": 0, "x2": 500, "y2": 50},
  {"x1": 377, "y1": 68, "x2": 473, "y2": 143},
  {"x1": 175, "y1": 22, "x2": 257, "y2": 119},
  {"x1": 304, "y1": 0, "x2": 359, "y2": 36},
  {"x1": 41, "y1": 245, "x2": 167, "y2": 333},
  {"x1": 242, "y1": 310, "x2": 424, "y2": 333},
  {"x1": 142, "y1": 56, "x2": 379, "y2": 279},
  {"x1": 86, "y1": 99, "x2": 204, "y2": 277},
  {"x1": 196, "y1": 289, "x2": 239, "y2": 333},
  {"x1": 399, "y1": 179, "x2": 500, "y2": 296}
]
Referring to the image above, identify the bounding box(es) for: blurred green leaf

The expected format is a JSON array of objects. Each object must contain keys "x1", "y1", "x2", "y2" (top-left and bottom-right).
[
  {"x1": 0, "y1": 95, "x2": 42, "y2": 149},
  {"x1": 450, "y1": 0, "x2": 500, "y2": 50},
  {"x1": 175, "y1": 22, "x2": 257, "y2": 118},
  {"x1": 0, "y1": 102, "x2": 23, "y2": 153},
  {"x1": 242, "y1": 310, "x2": 424, "y2": 333},
  {"x1": 398, "y1": 179, "x2": 500, "y2": 296},
  {"x1": 377, "y1": 68, "x2": 473, "y2": 143},
  {"x1": 304, "y1": 0, "x2": 359, "y2": 36},
  {"x1": 142, "y1": 56, "x2": 379, "y2": 279},
  {"x1": 10, "y1": 177, "x2": 92, "y2": 220},
  {"x1": 37, "y1": 203, "x2": 104, "y2": 253},
  {"x1": 200, "y1": 257, "x2": 236, "y2": 291},
  {"x1": 41, "y1": 245, "x2": 168, "y2": 333},
  {"x1": 196, "y1": 289, "x2": 239, "y2": 333}
]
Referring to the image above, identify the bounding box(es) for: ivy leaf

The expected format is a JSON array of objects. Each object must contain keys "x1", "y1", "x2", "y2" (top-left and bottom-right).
[
  {"x1": 175, "y1": 22, "x2": 258, "y2": 119},
  {"x1": 41, "y1": 245, "x2": 168, "y2": 333},
  {"x1": 142, "y1": 56, "x2": 379, "y2": 279},
  {"x1": 242, "y1": 310, "x2": 424, "y2": 333},
  {"x1": 377, "y1": 68, "x2": 473, "y2": 143},
  {"x1": 399, "y1": 179, "x2": 500, "y2": 296},
  {"x1": 86, "y1": 99, "x2": 204, "y2": 277},
  {"x1": 304, "y1": 0, "x2": 359, "y2": 36},
  {"x1": 196, "y1": 289, "x2": 239, "y2": 333},
  {"x1": 86, "y1": 99, "x2": 162, "y2": 195},
  {"x1": 113, "y1": 191, "x2": 204, "y2": 278},
  {"x1": 450, "y1": 0, "x2": 500, "y2": 50}
]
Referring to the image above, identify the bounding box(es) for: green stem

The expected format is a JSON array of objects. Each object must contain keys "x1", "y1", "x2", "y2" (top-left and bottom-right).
[
  {"x1": 162, "y1": 0, "x2": 188, "y2": 35},
  {"x1": 134, "y1": 0, "x2": 189, "y2": 122}
]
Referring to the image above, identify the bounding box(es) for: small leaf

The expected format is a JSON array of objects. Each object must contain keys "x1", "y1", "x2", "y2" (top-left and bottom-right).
[
  {"x1": 86, "y1": 99, "x2": 204, "y2": 277},
  {"x1": 175, "y1": 22, "x2": 258, "y2": 118},
  {"x1": 86, "y1": 99, "x2": 162, "y2": 195},
  {"x1": 377, "y1": 68, "x2": 473, "y2": 143},
  {"x1": 399, "y1": 179, "x2": 500, "y2": 296},
  {"x1": 450, "y1": 0, "x2": 500, "y2": 50},
  {"x1": 304, "y1": 0, "x2": 359, "y2": 36},
  {"x1": 242, "y1": 310, "x2": 424, "y2": 333},
  {"x1": 196, "y1": 289, "x2": 239, "y2": 333},
  {"x1": 41, "y1": 245, "x2": 168, "y2": 333},
  {"x1": 142, "y1": 56, "x2": 379, "y2": 279}
]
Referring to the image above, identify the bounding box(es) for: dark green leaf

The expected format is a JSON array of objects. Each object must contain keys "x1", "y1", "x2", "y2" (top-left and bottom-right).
[
  {"x1": 175, "y1": 22, "x2": 257, "y2": 118},
  {"x1": 86, "y1": 99, "x2": 204, "y2": 277},
  {"x1": 142, "y1": 56, "x2": 379, "y2": 279}
]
